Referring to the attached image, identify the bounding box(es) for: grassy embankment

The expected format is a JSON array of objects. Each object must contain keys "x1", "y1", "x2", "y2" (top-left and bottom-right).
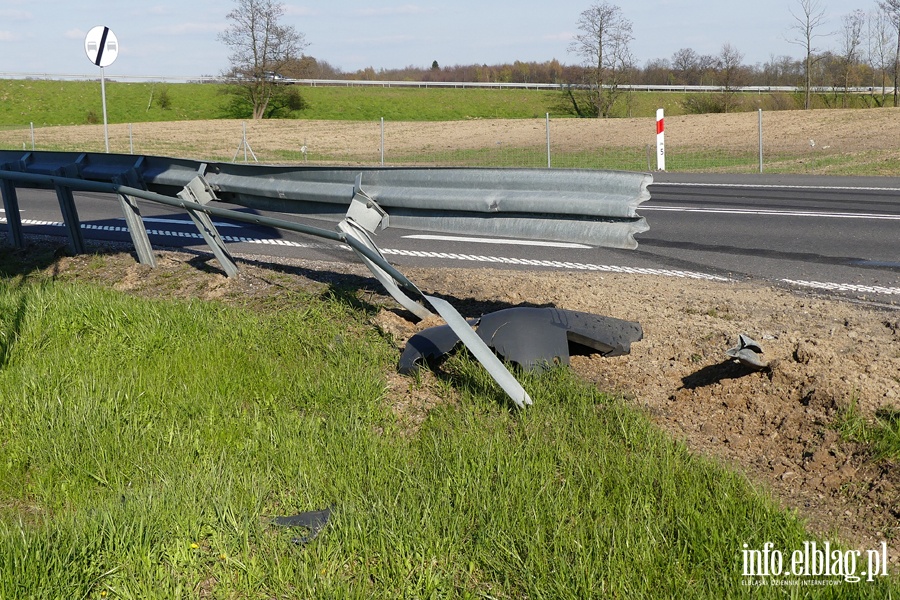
[
  {"x1": 0, "y1": 249, "x2": 897, "y2": 598},
  {"x1": 2, "y1": 79, "x2": 897, "y2": 173}
]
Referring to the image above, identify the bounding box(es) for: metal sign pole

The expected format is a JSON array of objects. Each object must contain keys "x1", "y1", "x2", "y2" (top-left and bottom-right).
[
  {"x1": 84, "y1": 25, "x2": 118, "y2": 154},
  {"x1": 101, "y1": 67, "x2": 110, "y2": 152}
]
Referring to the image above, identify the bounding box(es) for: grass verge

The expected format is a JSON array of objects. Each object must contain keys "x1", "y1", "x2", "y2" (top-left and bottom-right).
[
  {"x1": 835, "y1": 399, "x2": 900, "y2": 461},
  {"x1": 0, "y1": 263, "x2": 896, "y2": 598}
]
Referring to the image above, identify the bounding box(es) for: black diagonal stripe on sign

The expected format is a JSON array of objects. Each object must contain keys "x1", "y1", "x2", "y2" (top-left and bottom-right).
[{"x1": 95, "y1": 27, "x2": 110, "y2": 66}]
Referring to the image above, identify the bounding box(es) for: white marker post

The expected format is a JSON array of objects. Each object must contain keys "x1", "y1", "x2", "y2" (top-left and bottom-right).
[
  {"x1": 84, "y1": 26, "x2": 119, "y2": 153},
  {"x1": 656, "y1": 108, "x2": 665, "y2": 171}
]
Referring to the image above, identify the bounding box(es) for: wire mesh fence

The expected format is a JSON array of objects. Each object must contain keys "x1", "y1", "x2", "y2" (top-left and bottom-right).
[{"x1": 0, "y1": 109, "x2": 896, "y2": 175}]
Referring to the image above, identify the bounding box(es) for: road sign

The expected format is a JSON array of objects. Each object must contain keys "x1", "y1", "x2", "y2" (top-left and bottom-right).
[{"x1": 84, "y1": 26, "x2": 118, "y2": 68}]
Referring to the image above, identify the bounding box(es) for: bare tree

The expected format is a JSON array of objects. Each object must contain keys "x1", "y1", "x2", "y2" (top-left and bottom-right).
[
  {"x1": 880, "y1": 0, "x2": 900, "y2": 106},
  {"x1": 568, "y1": 2, "x2": 634, "y2": 117},
  {"x1": 837, "y1": 9, "x2": 865, "y2": 107},
  {"x1": 716, "y1": 43, "x2": 746, "y2": 113},
  {"x1": 868, "y1": 8, "x2": 895, "y2": 102},
  {"x1": 219, "y1": 0, "x2": 307, "y2": 119},
  {"x1": 671, "y1": 48, "x2": 699, "y2": 85},
  {"x1": 787, "y1": 0, "x2": 829, "y2": 109}
]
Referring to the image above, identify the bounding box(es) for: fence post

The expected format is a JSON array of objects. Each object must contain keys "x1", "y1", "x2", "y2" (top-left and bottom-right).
[
  {"x1": 758, "y1": 109, "x2": 763, "y2": 174},
  {"x1": 546, "y1": 113, "x2": 551, "y2": 168},
  {"x1": 30, "y1": 122, "x2": 35, "y2": 150},
  {"x1": 656, "y1": 108, "x2": 666, "y2": 171},
  {"x1": 380, "y1": 117, "x2": 385, "y2": 166}
]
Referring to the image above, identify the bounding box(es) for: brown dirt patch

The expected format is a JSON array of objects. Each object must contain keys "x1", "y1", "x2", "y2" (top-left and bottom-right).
[
  {"x1": 27, "y1": 243, "x2": 899, "y2": 569},
  {"x1": 8, "y1": 107, "x2": 900, "y2": 169}
]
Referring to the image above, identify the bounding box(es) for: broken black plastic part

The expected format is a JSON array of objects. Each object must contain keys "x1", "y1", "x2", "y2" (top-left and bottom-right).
[
  {"x1": 399, "y1": 324, "x2": 463, "y2": 375},
  {"x1": 399, "y1": 307, "x2": 642, "y2": 373},
  {"x1": 273, "y1": 506, "x2": 332, "y2": 545}
]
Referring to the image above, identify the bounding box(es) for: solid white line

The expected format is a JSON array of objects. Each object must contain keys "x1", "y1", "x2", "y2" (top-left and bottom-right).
[
  {"x1": 653, "y1": 182, "x2": 900, "y2": 192},
  {"x1": 402, "y1": 234, "x2": 592, "y2": 249},
  {"x1": 640, "y1": 205, "x2": 900, "y2": 220}
]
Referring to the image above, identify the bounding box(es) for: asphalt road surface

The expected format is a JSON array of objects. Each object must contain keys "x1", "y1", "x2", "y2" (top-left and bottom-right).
[{"x1": 3, "y1": 172, "x2": 899, "y2": 308}]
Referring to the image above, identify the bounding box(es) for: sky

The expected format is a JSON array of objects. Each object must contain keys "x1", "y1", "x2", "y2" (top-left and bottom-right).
[{"x1": 0, "y1": 0, "x2": 875, "y2": 79}]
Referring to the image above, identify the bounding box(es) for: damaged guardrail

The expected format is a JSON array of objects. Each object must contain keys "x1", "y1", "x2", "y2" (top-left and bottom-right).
[
  {"x1": 0, "y1": 150, "x2": 652, "y2": 408},
  {"x1": 0, "y1": 151, "x2": 650, "y2": 249}
]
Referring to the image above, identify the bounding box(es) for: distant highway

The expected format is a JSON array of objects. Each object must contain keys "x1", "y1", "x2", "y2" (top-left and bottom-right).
[{"x1": 4, "y1": 173, "x2": 899, "y2": 307}]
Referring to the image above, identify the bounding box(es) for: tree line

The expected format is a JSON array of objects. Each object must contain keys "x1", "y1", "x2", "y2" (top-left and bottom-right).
[{"x1": 219, "y1": 0, "x2": 900, "y2": 119}]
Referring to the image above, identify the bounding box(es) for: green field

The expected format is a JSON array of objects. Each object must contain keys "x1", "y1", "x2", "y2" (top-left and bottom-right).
[
  {"x1": 0, "y1": 251, "x2": 896, "y2": 598},
  {"x1": 2, "y1": 78, "x2": 879, "y2": 127}
]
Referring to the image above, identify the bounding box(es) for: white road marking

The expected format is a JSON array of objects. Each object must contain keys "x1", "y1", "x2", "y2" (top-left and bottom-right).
[
  {"x1": 640, "y1": 205, "x2": 900, "y2": 220},
  {"x1": 2, "y1": 217, "x2": 732, "y2": 282},
  {"x1": 142, "y1": 217, "x2": 243, "y2": 228},
  {"x1": 781, "y1": 279, "x2": 900, "y2": 296},
  {"x1": 380, "y1": 247, "x2": 731, "y2": 280},
  {"x1": 654, "y1": 182, "x2": 900, "y2": 193},
  {"x1": 402, "y1": 234, "x2": 592, "y2": 249}
]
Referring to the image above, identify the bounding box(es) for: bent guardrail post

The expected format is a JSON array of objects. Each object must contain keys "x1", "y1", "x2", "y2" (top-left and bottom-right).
[
  {"x1": 338, "y1": 175, "x2": 530, "y2": 407},
  {"x1": 339, "y1": 175, "x2": 433, "y2": 320},
  {"x1": 177, "y1": 173, "x2": 239, "y2": 277},
  {"x1": 112, "y1": 169, "x2": 156, "y2": 268},
  {"x1": 0, "y1": 176, "x2": 24, "y2": 249}
]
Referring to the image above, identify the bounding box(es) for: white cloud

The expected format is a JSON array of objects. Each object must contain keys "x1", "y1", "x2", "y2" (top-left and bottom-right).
[
  {"x1": 0, "y1": 31, "x2": 19, "y2": 42},
  {"x1": 64, "y1": 29, "x2": 86, "y2": 40},
  {"x1": 352, "y1": 5, "x2": 436, "y2": 18}
]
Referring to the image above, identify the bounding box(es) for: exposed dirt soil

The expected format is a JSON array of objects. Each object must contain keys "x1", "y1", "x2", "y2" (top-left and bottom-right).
[
  {"x1": 28, "y1": 243, "x2": 899, "y2": 571},
  {"x1": 7, "y1": 107, "x2": 900, "y2": 170}
]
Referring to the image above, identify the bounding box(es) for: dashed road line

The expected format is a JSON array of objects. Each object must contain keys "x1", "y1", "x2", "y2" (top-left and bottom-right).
[
  {"x1": 10, "y1": 218, "x2": 899, "y2": 293},
  {"x1": 4, "y1": 217, "x2": 732, "y2": 282},
  {"x1": 781, "y1": 279, "x2": 900, "y2": 296}
]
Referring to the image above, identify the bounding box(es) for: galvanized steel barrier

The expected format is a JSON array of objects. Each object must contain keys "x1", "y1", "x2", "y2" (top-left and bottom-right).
[{"x1": 0, "y1": 150, "x2": 652, "y2": 407}]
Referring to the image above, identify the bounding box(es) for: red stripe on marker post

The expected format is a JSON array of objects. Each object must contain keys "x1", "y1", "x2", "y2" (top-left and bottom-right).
[{"x1": 656, "y1": 108, "x2": 666, "y2": 171}]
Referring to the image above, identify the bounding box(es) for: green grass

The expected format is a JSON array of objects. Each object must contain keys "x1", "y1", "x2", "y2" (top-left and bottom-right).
[
  {"x1": 0, "y1": 80, "x2": 567, "y2": 126},
  {"x1": 835, "y1": 399, "x2": 900, "y2": 461},
  {"x1": 4, "y1": 78, "x2": 888, "y2": 128},
  {"x1": 0, "y1": 263, "x2": 896, "y2": 598}
]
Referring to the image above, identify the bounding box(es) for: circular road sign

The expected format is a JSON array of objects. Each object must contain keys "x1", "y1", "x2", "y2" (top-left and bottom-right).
[{"x1": 84, "y1": 26, "x2": 118, "y2": 68}]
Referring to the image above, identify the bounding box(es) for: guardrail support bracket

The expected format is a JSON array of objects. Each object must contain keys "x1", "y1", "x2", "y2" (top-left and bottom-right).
[
  {"x1": 178, "y1": 175, "x2": 238, "y2": 277},
  {"x1": 53, "y1": 167, "x2": 85, "y2": 255},
  {"x1": 113, "y1": 170, "x2": 156, "y2": 268},
  {"x1": 0, "y1": 177, "x2": 24, "y2": 248}
]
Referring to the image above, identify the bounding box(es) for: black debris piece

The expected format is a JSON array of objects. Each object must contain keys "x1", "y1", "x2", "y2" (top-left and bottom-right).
[
  {"x1": 725, "y1": 333, "x2": 768, "y2": 370},
  {"x1": 399, "y1": 307, "x2": 642, "y2": 373},
  {"x1": 399, "y1": 324, "x2": 463, "y2": 375},
  {"x1": 273, "y1": 506, "x2": 332, "y2": 545}
]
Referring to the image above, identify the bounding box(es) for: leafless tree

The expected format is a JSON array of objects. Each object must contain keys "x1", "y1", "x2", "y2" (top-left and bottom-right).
[
  {"x1": 868, "y1": 8, "x2": 895, "y2": 101},
  {"x1": 568, "y1": 2, "x2": 635, "y2": 117},
  {"x1": 671, "y1": 48, "x2": 699, "y2": 85},
  {"x1": 837, "y1": 9, "x2": 865, "y2": 106},
  {"x1": 219, "y1": 0, "x2": 307, "y2": 119},
  {"x1": 787, "y1": 0, "x2": 829, "y2": 109},
  {"x1": 880, "y1": 0, "x2": 900, "y2": 106},
  {"x1": 716, "y1": 43, "x2": 746, "y2": 112}
]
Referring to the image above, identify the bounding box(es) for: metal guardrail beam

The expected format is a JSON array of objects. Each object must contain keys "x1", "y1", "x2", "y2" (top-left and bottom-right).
[{"x1": 0, "y1": 151, "x2": 651, "y2": 250}]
